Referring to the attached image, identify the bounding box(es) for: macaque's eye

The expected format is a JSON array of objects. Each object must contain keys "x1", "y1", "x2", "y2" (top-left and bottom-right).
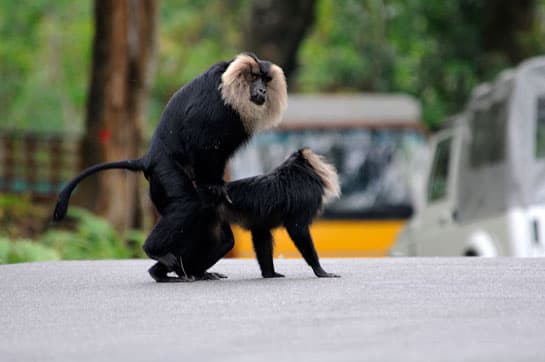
[
  {"x1": 264, "y1": 75, "x2": 272, "y2": 82},
  {"x1": 251, "y1": 73, "x2": 259, "y2": 81}
]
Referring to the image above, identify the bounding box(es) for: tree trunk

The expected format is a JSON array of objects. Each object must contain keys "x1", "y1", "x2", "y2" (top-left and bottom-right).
[
  {"x1": 481, "y1": 0, "x2": 537, "y2": 63},
  {"x1": 245, "y1": 0, "x2": 316, "y2": 81},
  {"x1": 78, "y1": 0, "x2": 158, "y2": 232}
]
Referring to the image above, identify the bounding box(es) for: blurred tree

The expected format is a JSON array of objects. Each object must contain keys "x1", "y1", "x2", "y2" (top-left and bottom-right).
[
  {"x1": 78, "y1": 0, "x2": 158, "y2": 232},
  {"x1": 481, "y1": 0, "x2": 540, "y2": 65},
  {"x1": 0, "y1": 2, "x2": 92, "y2": 132},
  {"x1": 244, "y1": 0, "x2": 316, "y2": 82},
  {"x1": 150, "y1": 1, "x2": 246, "y2": 129},
  {"x1": 296, "y1": 0, "x2": 395, "y2": 92},
  {"x1": 408, "y1": 0, "x2": 544, "y2": 127},
  {"x1": 297, "y1": 0, "x2": 545, "y2": 128},
  {"x1": 1, "y1": 1, "x2": 545, "y2": 135}
]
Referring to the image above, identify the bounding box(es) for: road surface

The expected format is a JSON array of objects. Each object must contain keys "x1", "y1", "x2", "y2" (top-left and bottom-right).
[{"x1": 1, "y1": 258, "x2": 544, "y2": 362}]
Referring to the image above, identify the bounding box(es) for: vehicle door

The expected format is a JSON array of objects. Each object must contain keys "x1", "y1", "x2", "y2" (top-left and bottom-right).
[{"x1": 413, "y1": 129, "x2": 463, "y2": 255}]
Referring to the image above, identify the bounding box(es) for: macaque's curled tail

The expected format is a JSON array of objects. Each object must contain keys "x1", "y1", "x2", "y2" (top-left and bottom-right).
[
  {"x1": 52, "y1": 159, "x2": 144, "y2": 221},
  {"x1": 299, "y1": 148, "x2": 341, "y2": 204}
]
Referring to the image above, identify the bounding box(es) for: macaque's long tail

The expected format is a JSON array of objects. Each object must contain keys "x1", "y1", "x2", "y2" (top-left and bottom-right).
[{"x1": 53, "y1": 159, "x2": 144, "y2": 221}]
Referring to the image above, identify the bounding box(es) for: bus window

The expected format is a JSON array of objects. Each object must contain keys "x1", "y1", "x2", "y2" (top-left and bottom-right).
[
  {"x1": 227, "y1": 93, "x2": 426, "y2": 258},
  {"x1": 230, "y1": 128, "x2": 427, "y2": 219}
]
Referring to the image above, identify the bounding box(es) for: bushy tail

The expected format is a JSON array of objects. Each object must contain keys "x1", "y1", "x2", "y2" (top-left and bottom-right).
[
  {"x1": 53, "y1": 159, "x2": 144, "y2": 221},
  {"x1": 299, "y1": 148, "x2": 341, "y2": 204}
]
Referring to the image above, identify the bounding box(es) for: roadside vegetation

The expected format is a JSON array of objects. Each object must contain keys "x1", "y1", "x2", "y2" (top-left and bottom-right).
[{"x1": 0, "y1": 194, "x2": 145, "y2": 264}]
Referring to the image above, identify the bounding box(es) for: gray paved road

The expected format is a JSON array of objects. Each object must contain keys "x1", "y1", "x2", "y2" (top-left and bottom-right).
[{"x1": 1, "y1": 258, "x2": 544, "y2": 362}]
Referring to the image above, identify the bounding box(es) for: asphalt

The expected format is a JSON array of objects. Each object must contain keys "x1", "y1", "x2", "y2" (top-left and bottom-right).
[{"x1": 1, "y1": 257, "x2": 544, "y2": 362}]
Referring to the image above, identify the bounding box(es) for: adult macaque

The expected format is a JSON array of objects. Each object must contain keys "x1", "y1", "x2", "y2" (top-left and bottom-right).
[{"x1": 53, "y1": 53, "x2": 287, "y2": 282}]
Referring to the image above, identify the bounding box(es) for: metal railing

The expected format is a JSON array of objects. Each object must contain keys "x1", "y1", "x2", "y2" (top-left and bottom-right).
[{"x1": 0, "y1": 132, "x2": 81, "y2": 199}]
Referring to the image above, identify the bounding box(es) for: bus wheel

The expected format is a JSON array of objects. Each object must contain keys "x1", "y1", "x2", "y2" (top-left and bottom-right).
[{"x1": 464, "y1": 249, "x2": 479, "y2": 257}]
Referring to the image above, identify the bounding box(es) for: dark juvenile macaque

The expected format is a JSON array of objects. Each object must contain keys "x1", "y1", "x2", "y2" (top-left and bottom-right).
[
  {"x1": 222, "y1": 148, "x2": 341, "y2": 278},
  {"x1": 53, "y1": 53, "x2": 288, "y2": 282}
]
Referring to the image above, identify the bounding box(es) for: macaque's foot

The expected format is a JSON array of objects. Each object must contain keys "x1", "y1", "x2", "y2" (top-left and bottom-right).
[
  {"x1": 152, "y1": 275, "x2": 196, "y2": 283},
  {"x1": 318, "y1": 272, "x2": 341, "y2": 278},
  {"x1": 150, "y1": 274, "x2": 187, "y2": 283},
  {"x1": 196, "y1": 272, "x2": 228, "y2": 280},
  {"x1": 262, "y1": 272, "x2": 285, "y2": 278},
  {"x1": 149, "y1": 263, "x2": 180, "y2": 283},
  {"x1": 177, "y1": 275, "x2": 197, "y2": 282},
  {"x1": 209, "y1": 272, "x2": 228, "y2": 279},
  {"x1": 314, "y1": 268, "x2": 341, "y2": 278}
]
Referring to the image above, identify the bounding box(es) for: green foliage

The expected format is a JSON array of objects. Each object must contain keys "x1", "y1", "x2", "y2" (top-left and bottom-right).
[
  {"x1": 298, "y1": 0, "x2": 545, "y2": 128},
  {"x1": 386, "y1": 0, "x2": 491, "y2": 127},
  {"x1": 0, "y1": 2, "x2": 91, "y2": 133},
  {"x1": 298, "y1": 0, "x2": 395, "y2": 92},
  {"x1": 0, "y1": 202, "x2": 146, "y2": 264},
  {"x1": 0, "y1": 239, "x2": 9, "y2": 263},
  {"x1": 0, "y1": 237, "x2": 60, "y2": 264},
  {"x1": 149, "y1": 0, "x2": 248, "y2": 130},
  {"x1": 40, "y1": 207, "x2": 146, "y2": 260},
  {"x1": 0, "y1": 193, "x2": 50, "y2": 239},
  {"x1": 1, "y1": 1, "x2": 544, "y2": 131},
  {"x1": 0, "y1": 1, "x2": 248, "y2": 135}
]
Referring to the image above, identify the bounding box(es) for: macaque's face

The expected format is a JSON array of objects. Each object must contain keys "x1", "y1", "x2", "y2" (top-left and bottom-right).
[
  {"x1": 244, "y1": 54, "x2": 273, "y2": 106},
  {"x1": 220, "y1": 52, "x2": 288, "y2": 132}
]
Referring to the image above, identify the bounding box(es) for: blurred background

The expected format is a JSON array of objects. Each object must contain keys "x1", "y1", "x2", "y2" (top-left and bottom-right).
[{"x1": 1, "y1": 0, "x2": 544, "y2": 263}]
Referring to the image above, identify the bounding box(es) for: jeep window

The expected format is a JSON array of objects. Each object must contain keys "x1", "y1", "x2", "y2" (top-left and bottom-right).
[
  {"x1": 469, "y1": 100, "x2": 507, "y2": 168},
  {"x1": 427, "y1": 137, "x2": 451, "y2": 202}
]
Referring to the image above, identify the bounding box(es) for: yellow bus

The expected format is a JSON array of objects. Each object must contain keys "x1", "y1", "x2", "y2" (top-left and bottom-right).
[{"x1": 227, "y1": 94, "x2": 428, "y2": 258}]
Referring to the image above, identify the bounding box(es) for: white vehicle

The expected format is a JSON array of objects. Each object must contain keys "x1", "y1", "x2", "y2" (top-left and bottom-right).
[{"x1": 391, "y1": 56, "x2": 545, "y2": 257}]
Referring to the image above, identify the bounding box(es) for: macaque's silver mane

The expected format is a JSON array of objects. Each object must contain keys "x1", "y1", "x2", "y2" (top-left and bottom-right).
[{"x1": 219, "y1": 54, "x2": 288, "y2": 133}]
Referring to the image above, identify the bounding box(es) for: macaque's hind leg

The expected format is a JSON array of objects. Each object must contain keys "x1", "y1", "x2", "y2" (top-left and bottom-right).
[
  {"x1": 251, "y1": 229, "x2": 284, "y2": 278},
  {"x1": 143, "y1": 198, "x2": 200, "y2": 283},
  {"x1": 285, "y1": 223, "x2": 340, "y2": 278},
  {"x1": 185, "y1": 221, "x2": 234, "y2": 279}
]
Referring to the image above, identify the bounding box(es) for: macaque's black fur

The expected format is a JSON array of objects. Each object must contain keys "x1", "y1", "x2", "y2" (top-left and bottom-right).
[
  {"x1": 53, "y1": 53, "x2": 287, "y2": 282},
  {"x1": 222, "y1": 148, "x2": 340, "y2": 278}
]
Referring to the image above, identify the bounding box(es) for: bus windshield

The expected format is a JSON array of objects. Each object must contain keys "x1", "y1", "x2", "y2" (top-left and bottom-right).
[{"x1": 229, "y1": 128, "x2": 428, "y2": 219}]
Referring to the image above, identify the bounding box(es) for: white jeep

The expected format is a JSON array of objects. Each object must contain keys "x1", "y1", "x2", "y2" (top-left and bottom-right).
[{"x1": 391, "y1": 57, "x2": 545, "y2": 257}]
